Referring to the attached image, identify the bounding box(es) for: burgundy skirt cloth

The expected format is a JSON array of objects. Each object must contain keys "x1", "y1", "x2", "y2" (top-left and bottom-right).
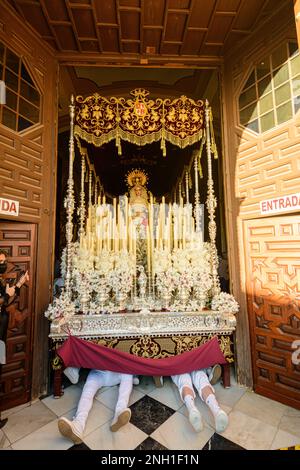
[{"x1": 57, "y1": 335, "x2": 226, "y2": 376}]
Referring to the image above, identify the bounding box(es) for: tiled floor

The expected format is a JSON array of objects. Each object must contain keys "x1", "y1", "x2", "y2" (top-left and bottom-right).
[{"x1": 1, "y1": 371, "x2": 300, "y2": 451}]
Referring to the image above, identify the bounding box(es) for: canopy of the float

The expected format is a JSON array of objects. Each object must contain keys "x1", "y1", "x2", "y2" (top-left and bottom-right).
[{"x1": 73, "y1": 88, "x2": 207, "y2": 156}]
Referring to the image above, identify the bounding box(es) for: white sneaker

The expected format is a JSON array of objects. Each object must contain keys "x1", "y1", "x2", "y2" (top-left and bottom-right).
[
  {"x1": 215, "y1": 409, "x2": 228, "y2": 433},
  {"x1": 188, "y1": 407, "x2": 203, "y2": 433},
  {"x1": 208, "y1": 364, "x2": 222, "y2": 385},
  {"x1": 110, "y1": 408, "x2": 131, "y2": 432},
  {"x1": 63, "y1": 367, "x2": 80, "y2": 384},
  {"x1": 58, "y1": 417, "x2": 83, "y2": 444},
  {"x1": 133, "y1": 376, "x2": 140, "y2": 385}
]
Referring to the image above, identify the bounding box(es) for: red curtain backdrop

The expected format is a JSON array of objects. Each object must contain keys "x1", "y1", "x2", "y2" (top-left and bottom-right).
[{"x1": 57, "y1": 336, "x2": 226, "y2": 376}]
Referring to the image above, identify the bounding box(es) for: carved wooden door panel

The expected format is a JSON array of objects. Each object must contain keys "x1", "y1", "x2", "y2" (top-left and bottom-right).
[
  {"x1": 244, "y1": 216, "x2": 300, "y2": 409},
  {"x1": 0, "y1": 222, "x2": 36, "y2": 410}
]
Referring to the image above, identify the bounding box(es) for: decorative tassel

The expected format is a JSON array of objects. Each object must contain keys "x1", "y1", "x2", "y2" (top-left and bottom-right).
[{"x1": 161, "y1": 137, "x2": 166, "y2": 157}]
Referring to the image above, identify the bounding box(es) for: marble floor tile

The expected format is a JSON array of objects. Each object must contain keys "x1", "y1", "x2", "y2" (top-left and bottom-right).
[
  {"x1": 2, "y1": 402, "x2": 31, "y2": 419},
  {"x1": 212, "y1": 382, "x2": 247, "y2": 408},
  {"x1": 151, "y1": 410, "x2": 214, "y2": 450},
  {"x1": 283, "y1": 406, "x2": 300, "y2": 417},
  {"x1": 95, "y1": 385, "x2": 145, "y2": 410},
  {"x1": 12, "y1": 419, "x2": 72, "y2": 450},
  {"x1": 135, "y1": 436, "x2": 168, "y2": 450},
  {"x1": 271, "y1": 429, "x2": 300, "y2": 450},
  {"x1": 42, "y1": 384, "x2": 83, "y2": 416},
  {"x1": 84, "y1": 421, "x2": 147, "y2": 450},
  {"x1": 130, "y1": 395, "x2": 175, "y2": 434},
  {"x1": 62, "y1": 400, "x2": 113, "y2": 437},
  {"x1": 202, "y1": 433, "x2": 245, "y2": 450},
  {"x1": 221, "y1": 410, "x2": 277, "y2": 450},
  {"x1": 68, "y1": 442, "x2": 91, "y2": 451},
  {"x1": 148, "y1": 378, "x2": 183, "y2": 411},
  {"x1": 3, "y1": 401, "x2": 57, "y2": 444},
  {"x1": 0, "y1": 429, "x2": 10, "y2": 449},
  {"x1": 233, "y1": 390, "x2": 287, "y2": 427},
  {"x1": 278, "y1": 407, "x2": 300, "y2": 438}
]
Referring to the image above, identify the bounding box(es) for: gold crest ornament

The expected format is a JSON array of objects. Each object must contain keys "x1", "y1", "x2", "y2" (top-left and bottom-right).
[{"x1": 126, "y1": 169, "x2": 148, "y2": 188}]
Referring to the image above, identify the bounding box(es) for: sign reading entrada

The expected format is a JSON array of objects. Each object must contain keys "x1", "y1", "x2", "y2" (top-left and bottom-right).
[
  {"x1": 260, "y1": 193, "x2": 300, "y2": 215},
  {"x1": 0, "y1": 197, "x2": 19, "y2": 217}
]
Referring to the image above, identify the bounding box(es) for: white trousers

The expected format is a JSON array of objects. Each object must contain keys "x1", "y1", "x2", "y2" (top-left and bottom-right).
[
  {"x1": 171, "y1": 369, "x2": 214, "y2": 401},
  {"x1": 75, "y1": 370, "x2": 133, "y2": 429}
]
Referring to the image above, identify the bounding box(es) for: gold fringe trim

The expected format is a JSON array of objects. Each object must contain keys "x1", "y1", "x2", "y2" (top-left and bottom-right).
[{"x1": 74, "y1": 125, "x2": 203, "y2": 151}]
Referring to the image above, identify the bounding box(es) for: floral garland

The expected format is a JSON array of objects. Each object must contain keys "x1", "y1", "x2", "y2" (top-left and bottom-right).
[
  {"x1": 44, "y1": 291, "x2": 75, "y2": 323},
  {"x1": 153, "y1": 244, "x2": 213, "y2": 309},
  {"x1": 211, "y1": 292, "x2": 239, "y2": 314}
]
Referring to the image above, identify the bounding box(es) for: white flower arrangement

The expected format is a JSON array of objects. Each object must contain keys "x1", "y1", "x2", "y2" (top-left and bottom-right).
[
  {"x1": 211, "y1": 292, "x2": 239, "y2": 314},
  {"x1": 153, "y1": 248, "x2": 171, "y2": 274},
  {"x1": 44, "y1": 291, "x2": 75, "y2": 323},
  {"x1": 154, "y1": 244, "x2": 213, "y2": 309},
  {"x1": 171, "y1": 250, "x2": 190, "y2": 274},
  {"x1": 72, "y1": 246, "x2": 94, "y2": 272},
  {"x1": 107, "y1": 251, "x2": 136, "y2": 300},
  {"x1": 94, "y1": 249, "x2": 114, "y2": 275},
  {"x1": 155, "y1": 267, "x2": 179, "y2": 293}
]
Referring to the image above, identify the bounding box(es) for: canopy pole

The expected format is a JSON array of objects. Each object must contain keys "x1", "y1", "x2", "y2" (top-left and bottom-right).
[
  {"x1": 185, "y1": 170, "x2": 189, "y2": 205},
  {"x1": 64, "y1": 95, "x2": 75, "y2": 298},
  {"x1": 205, "y1": 100, "x2": 220, "y2": 296},
  {"x1": 194, "y1": 150, "x2": 201, "y2": 234},
  {"x1": 78, "y1": 151, "x2": 86, "y2": 241}
]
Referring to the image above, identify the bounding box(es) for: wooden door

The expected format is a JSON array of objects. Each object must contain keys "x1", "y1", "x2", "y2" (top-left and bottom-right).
[
  {"x1": 244, "y1": 216, "x2": 300, "y2": 409},
  {"x1": 0, "y1": 222, "x2": 36, "y2": 411}
]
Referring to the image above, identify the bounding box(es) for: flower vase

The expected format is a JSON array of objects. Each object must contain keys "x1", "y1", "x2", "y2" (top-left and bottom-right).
[
  {"x1": 116, "y1": 291, "x2": 127, "y2": 312},
  {"x1": 97, "y1": 290, "x2": 109, "y2": 313},
  {"x1": 178, "y1": 286, "x2": 190, "y2": 305},
  {"x1": 194, "y1": 289, "x2": 207, "y2": 311},
  {"x1": 161, "y1": 288, "x2": 172, "y2": 311},
  {"x1": 80, "y1": 291, "x2": 90, "y2": 315}
]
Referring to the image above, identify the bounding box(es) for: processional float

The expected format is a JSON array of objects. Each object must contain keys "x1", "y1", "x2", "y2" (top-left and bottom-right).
[{"x1": 45, "y1": 89, "x2": 238, "y2": 324}]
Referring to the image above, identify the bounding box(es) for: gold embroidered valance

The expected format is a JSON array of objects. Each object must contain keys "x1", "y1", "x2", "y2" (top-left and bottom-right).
[{"x1": 74, "y1": 88, "x2": 205, "y2": 156}]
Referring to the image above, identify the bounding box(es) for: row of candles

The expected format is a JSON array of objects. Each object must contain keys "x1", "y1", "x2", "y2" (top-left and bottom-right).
[
  {"x1": 82, "y1": 197, "x2": 202, "y2": 250},
  {"x1": 81, "y1": 195, "x2": 203, "y2": 287}
]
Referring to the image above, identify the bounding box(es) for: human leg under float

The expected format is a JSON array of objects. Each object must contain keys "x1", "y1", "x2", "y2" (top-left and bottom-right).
[
  {"x1": 191, "y1": 369, "x2": 228, "y2": 433},
  {"x1": 171, "y1": 373, "x2": 203, "y2": 432},
  {"x1": 58, "y1": 369, "x2": 108, "y2": 444},
  {"x1": 110, "y1": 373, "x2": 134, "y2": 432}
]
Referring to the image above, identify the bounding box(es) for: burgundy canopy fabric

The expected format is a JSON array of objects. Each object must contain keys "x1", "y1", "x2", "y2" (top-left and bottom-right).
[{"x1": 57, "y1": 335, "x2": 226, "y2": 376}]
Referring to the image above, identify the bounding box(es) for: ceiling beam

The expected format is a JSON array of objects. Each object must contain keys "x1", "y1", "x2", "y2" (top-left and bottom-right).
[{"x1": 56, "y1": 51, "x2": 222, "y2": 67}]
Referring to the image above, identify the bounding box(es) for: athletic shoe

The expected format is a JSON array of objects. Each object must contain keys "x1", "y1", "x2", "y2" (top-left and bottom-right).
[
  {"x1": 208, "y1": 364, "x2": 222, "y2": 385},
  {"x1": 110, "y1": 408, "x2": 131, "y2": 432},
  {"x1": 58, "y1": 417, "x2": 83, "y2": 444},
  {"x1": 215, "y1": 409, "x2": 229, "y2": 433},
  {"x1": 188, "y1": 407, "x2": 203, "y2": 433}
]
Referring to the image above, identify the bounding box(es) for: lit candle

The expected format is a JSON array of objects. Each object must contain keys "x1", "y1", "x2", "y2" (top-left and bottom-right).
[{"x1": 147, "y1": 225, "x2": 151, "y2": 282}]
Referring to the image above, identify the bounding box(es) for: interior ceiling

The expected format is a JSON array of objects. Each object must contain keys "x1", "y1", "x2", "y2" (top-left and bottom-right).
[{"x1": 8, "y1": 0, "x2": 276, "y2": 61}]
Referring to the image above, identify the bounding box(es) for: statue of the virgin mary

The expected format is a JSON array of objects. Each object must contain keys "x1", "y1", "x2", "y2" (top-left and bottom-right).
[
  {"x1": 126, "y1": 169, "x2": 149, "y2": 232},
  {"x1": 126, "y1": 169, "x2": 150, "y2": 268}
]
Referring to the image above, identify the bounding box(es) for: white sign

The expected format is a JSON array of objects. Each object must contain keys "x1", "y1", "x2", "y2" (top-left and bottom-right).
[
  {"x1": 260, "y1": 193, "x2": 300, "y2": 215},
  {"x1": 0, "y1": 197, "x2": 19, "y2": 217}
]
